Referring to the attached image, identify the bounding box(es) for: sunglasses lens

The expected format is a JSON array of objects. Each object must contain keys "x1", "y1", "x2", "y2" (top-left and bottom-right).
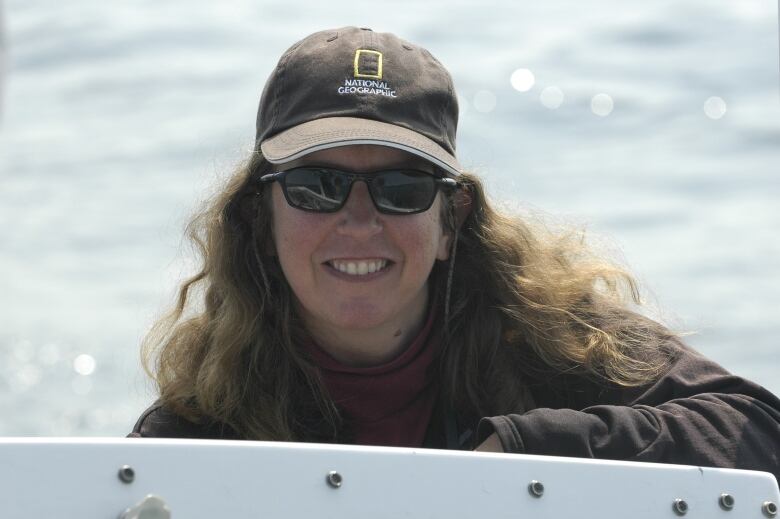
[
  {"x1": 283, "y1": 168, "x2": 349, "y2": 212},
  {"x1": 372, "y1": 170, "x2": 437, "y2": 214},
  {"x1": 278, "y1": 167, "x2": 439, "y2": 214}
]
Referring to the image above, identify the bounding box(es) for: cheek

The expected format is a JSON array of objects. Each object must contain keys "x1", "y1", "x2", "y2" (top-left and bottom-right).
[
  {"x1": 395, "y1": 210, "x2": 449, "y2": 266},
  {"x1": 271, "y1": 187, "x2": 318, "y2": 269}
]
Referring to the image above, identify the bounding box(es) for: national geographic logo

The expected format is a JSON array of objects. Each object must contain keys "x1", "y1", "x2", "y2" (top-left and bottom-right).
[
  {"x1": 337, "y1": 49, "x2": 397, "y2": 98},
  {"x1": 354, "y1": 49, "x2": 382, "y2": 79}
]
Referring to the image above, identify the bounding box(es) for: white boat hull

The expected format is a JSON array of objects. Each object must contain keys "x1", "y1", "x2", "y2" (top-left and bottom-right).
[{"x1": 1, "y1": 438, "x2": 777, "y2": 518}]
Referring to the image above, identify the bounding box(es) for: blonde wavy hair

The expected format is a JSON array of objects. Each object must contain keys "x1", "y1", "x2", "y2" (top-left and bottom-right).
[{"x1": 142, "y1": 152, "x2": 676, "y2": 441}]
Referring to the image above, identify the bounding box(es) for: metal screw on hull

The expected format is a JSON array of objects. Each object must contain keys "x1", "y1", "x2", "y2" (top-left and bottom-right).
[
  {"x1": 118, "y1": 465, "x2": 135, "y2": 484},
  {"x1": 326, "y1": 471, "x2": 342, "y2": 488},
  {"x1": 673, "y1": 498, "x2": 689, "y2": 516},
  {"x1": 719, "y1": 493, "x2": 735, "y2": 510},
  {"x1": 763, "y1": 501, "x2": 778, "y2": 518},
  {"x1": 528, "y1": 480, "x2": 544, "y2": 497}
]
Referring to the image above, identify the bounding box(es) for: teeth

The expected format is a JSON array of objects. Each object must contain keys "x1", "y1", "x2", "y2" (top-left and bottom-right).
[{"x1": 330, "y1": 259, "x2": 388, "y2": 276}]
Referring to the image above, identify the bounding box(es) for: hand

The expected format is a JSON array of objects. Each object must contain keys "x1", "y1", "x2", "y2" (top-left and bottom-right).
[{"x1": 474, "y1": 432, "x2": 504, "y2": 452}]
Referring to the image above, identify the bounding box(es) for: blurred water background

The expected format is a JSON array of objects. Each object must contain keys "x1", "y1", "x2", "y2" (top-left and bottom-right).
[{"x1": 0, "y1": 0, "x2": 778, "y2": 436}]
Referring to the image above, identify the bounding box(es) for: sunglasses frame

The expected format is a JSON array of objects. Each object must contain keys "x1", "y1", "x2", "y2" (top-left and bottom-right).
[{"x1": 259, "y1": 165, "x2": 458, "y2": 215}]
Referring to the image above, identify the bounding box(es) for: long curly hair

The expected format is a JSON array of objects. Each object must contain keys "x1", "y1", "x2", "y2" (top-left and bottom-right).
[{"x1": 142, "y1": 151, "x2": 676, "y2": 440}]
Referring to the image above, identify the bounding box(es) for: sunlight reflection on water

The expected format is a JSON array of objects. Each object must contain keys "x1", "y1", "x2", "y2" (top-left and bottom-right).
[
  {"x1": 510, "y1": 68, "x2": 535, "y2": 92},
  {"x1": 590, "y1": 93, "x2": 614, "y2": 117},
  {"x1": 703, "y1": 96, "x2": 728, "y2": 119}
]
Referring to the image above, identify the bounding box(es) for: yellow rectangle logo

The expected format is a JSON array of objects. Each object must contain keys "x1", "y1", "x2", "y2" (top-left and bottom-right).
[{"x1": 354, "y1": 49, "x2": 383, "y2": 79}]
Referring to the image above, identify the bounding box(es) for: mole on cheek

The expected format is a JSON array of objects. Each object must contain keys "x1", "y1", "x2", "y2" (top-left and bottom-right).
[{"x1": 394, "y1": 329, "x2": 402, "y2": 337}]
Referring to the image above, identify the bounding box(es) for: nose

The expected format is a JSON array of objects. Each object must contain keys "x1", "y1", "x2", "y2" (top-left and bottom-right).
[{"x1": 336, "y1": 180, "x2": 382, "y2": 239}]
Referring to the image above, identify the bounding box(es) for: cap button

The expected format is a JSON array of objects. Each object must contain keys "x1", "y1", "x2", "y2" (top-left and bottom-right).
[{"x1": 359, "y1": 27, "x2": 372, "y2": 31}]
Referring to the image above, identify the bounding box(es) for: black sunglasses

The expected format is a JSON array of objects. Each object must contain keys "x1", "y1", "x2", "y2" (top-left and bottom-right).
[{"x1": 259, "y1": 166, "x2": 457, "y2": 215}]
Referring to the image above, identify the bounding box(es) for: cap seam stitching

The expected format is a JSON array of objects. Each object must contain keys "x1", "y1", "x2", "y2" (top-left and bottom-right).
[
  {"x1": 359, "y1": 29, "x2": 369, "y2": 116},
  {"x1": 270, "y1": 40, "x2": 305, "y2": 135},
  {"x1": 443, "y1": 74, "x2": 454, "y2": 152}
]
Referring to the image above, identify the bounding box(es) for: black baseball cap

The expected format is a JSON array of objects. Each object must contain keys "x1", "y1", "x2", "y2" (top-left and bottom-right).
[{"x1": 255, "y1": 26, "x2": 462, "y2": 176}]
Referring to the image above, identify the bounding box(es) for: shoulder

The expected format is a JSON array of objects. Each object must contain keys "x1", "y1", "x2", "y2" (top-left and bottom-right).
[
  {"x1": 524, "y1": 338, "x2": 703, "y2": 409},
  {"x1": 128, "y1": 402, "x2": 239, "y2": 440},
  {"x1": 534, "y1": 338, "x2": 775, "y2": 410}
]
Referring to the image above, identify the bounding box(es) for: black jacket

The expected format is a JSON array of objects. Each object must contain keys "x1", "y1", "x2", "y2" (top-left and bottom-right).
[{"x1": 129, "y1": 342, "x2": 780, "y2": 482}]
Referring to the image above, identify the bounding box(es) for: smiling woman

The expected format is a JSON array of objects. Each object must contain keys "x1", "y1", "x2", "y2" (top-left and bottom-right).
[
  {"x1": 129, "y1": 26, "x2": 780, "y2": 479},
  {"x1": 269, "y1": 146, "x2": 453, "y2": 367}
]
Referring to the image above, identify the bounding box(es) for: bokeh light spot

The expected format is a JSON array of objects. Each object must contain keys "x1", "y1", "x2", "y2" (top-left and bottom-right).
[
  {"x1": 510, "y1": 68, "x2": 535, "y2": 92},
  {"x1": 9, "y1": 364, "x2": 42, "y2": 394},
  {"x1": 591, "y1": 93, "x2": 614, "y2": 117},
  {"x1": 704, "y1": 96, "x2": 727, "y2": 119},
  {"x1": 73, "y1": 353, "x2": 96, "y2": 376},
  {"x1": 12, "y1": 340, "x2": 34, "y2": 363}
]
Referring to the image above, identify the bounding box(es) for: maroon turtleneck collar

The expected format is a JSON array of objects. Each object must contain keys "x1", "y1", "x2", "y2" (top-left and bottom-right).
[{"x1": 304, "y1": 310, "x2": 439, "y2": 447}]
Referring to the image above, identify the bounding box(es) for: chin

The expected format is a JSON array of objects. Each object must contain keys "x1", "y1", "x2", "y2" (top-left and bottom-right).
[{"x1": 328, "y1": 302, "x2": 390, "y2": 330}]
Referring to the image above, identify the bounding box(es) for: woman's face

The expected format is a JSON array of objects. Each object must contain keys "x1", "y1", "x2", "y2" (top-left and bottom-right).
[{"x1": 270, "y1": 145, "x2": 452, "y2": 355}]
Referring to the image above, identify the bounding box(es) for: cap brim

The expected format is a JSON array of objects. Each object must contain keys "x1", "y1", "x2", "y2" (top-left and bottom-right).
[{"x1": 260, "y1": 117, "x2": 461, "y2": 177}]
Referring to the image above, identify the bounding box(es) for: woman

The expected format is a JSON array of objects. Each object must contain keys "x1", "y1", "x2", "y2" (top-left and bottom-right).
[{"x1": 129, "y1": 26, "x2": 780, "y2": 478}]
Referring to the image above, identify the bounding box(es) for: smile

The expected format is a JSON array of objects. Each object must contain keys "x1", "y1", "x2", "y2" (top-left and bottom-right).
[{"x1": 327, "y1": 259, "x2": 390, "y2": 276}]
